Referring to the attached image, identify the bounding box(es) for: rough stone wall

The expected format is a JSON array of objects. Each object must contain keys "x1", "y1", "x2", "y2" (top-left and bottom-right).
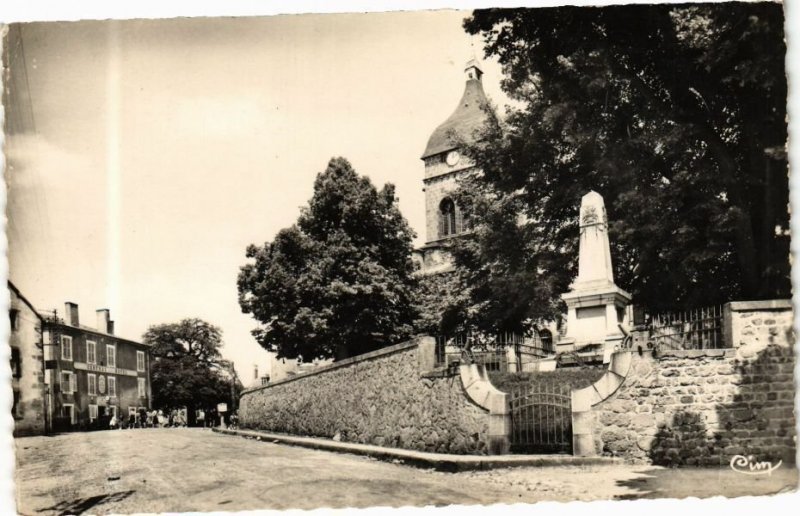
[
  {"x1": 239, "y1": 340, "x2": 491, "y2": 454},
  {"x1": 592, "y1": 305, "x2": 795, "y2": 465}
]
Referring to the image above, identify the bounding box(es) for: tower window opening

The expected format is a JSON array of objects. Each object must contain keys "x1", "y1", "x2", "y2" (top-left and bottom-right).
[
  {"x1": 438, "y1": 198, "x2": 472, "y2": 238},
  {"x1": 439, "y1": 198, "x2": 456, "y2": 237}
]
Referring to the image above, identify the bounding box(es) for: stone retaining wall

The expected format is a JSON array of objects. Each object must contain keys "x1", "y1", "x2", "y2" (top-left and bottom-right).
[
  {"x1": 590, "y1": 300, "x2": 796, "y2": 465},
  {"x1": 239, "y1": 337, "x2": 500, "y2": 454}
]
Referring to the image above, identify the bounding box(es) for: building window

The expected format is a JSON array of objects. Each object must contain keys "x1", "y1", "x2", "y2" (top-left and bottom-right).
[
  {"x1": 10, "y1": 347, "x2": 21, "y2": 379},
  {"x1": 87, "y1": 341, "x2": 96, "y2": 365},
  {"x1": 10, "y1": 309, "x2": 20, "y2": 331},
  {"x1": 108, "y1": 376, "x2": 116, "y2": 397},
  {"x1": 62, "y1": 404, "x2": 75, "y2": 425},
  {"x1": 438, "y1": 197, "x2": 472, "y2": 238},
  {"x1": 61, "y1": 336, "x2": 73, "y2": 361},
  {"x1": 12, "y1": 390, "x2": 21, "y2": 419},
  {"x1": 98, "y1": 375, "x2": 106, "y2": 395},
  {"x1": 88, "y1": 373, "x2": 97, "y2": 395},
  {"x1": 106, "y1": 344, "x2": 116, "y2": 368},
  {"x1": 136, "y1": 351, "x2": 145, "y2": 372},
  {"x1": 138, "y1": 378, "x2": 146, "y2": 398},
  {"x1": 540, "y1": 329, "x2": 554, "y2": 354},
  {"x1": 439, "y1": 198, "x2": 456, "y2": 237},
  {"x1": 89, "y1": 404, "x2": 98, "y2": 422},
  {"x1": 61, "y1": 371, "x2": 75, "y2": 394}
]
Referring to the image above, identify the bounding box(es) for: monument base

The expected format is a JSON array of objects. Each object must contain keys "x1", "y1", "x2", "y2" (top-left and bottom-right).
[{"x1": 560, "y1": 282, "x2": 631, "y2": 363}]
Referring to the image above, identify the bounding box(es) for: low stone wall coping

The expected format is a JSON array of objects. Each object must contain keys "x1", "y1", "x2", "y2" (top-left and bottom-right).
[
  {"x1": 727, "y1": 299, "x2": 792, "y2": 312},
  {"x1": 657, "y1": 348, "x2": 736, "y2": 359},
  {"x1": 241, "y1": 338, "x2": 421, "y2": 395},
  {"x1": 214, "y1": 428, "x2": 620, "y2": 470}
]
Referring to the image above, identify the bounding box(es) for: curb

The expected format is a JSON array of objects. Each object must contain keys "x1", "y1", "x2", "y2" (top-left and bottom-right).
[{"x1": 212, "y1": 427, "x2": 621, "y2": 472}]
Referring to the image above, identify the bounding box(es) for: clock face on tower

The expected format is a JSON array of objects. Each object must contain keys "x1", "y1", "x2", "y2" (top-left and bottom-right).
[{"x1": 445, "y1": 150, "x2": 460, "y2": 166}]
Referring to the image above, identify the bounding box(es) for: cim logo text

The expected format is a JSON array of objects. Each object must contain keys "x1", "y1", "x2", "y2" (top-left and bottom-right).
[{"x1": 729, "y1": 455, "x2": 782, "y2": 476}]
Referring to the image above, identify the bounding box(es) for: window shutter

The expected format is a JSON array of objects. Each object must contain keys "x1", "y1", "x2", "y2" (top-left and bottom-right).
[{"x1": 70, "y1": 373, "x2": 76, "y2": 394}]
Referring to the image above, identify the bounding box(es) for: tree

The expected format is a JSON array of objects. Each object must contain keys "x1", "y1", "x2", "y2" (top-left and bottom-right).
[
  {"x1": 451, "y1": 3, "x2": 789, "y2": 330},
  {"x1": 144, "y1": 318, "x2": 239, "y2": 426},
  {"x1": 238, "y1": 157, "x2": 418, "y2": 361},
  {"x1": 413, "y1": 271, "x2": 472, "y2": 335}
]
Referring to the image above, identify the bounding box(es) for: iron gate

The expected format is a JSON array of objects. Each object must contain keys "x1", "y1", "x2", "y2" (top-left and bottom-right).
[{"x1": 508, "y1": 383, "x2": 572, "y2": 454}]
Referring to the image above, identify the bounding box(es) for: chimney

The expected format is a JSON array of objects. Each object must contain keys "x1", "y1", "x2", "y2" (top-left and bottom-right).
[
  {"x1": 108, "y1": 320, "x2": 115, "y2": 335},
  {"x1": 96, "y1": 309, "x2": 111, "y2": 334},
  {"x1": 65, "y1": 302, "x2": 79, "y2": 326},
  {"x1": 254, "y1": 364, "x2": 259, "y2": 380}
]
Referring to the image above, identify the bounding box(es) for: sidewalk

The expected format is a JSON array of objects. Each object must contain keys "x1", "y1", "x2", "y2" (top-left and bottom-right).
[{"x1": 213, "y1": 427, "x2": 620, "y2": 472}]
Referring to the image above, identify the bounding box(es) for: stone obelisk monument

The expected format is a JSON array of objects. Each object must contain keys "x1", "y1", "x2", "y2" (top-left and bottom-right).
[{"x1": 560, "y1": 191, "x2": 632, "y2": 360}]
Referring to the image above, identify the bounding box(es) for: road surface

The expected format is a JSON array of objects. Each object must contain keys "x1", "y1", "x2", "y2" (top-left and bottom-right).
[{"x1": 12, "y1": 428, "x2": 797, "y2": 514}]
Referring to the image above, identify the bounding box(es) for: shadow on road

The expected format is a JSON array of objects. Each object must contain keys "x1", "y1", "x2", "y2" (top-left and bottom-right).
[
  {"x1": 613, "y1": 466, "x2": 798, "y2": 500},
  {"x1": 39, "y1": 490, "x2": 136, "y2": 516}
]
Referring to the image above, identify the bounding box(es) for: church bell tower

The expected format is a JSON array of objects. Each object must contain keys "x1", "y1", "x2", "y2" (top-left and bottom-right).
[{"x1": 413, "y1": 59, "x2": 490, "y2": 274}]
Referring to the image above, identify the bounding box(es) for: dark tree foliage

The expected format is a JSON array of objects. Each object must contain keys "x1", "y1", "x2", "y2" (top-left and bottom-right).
[
  {"x1": 144, "y1": 318, "x2": 241, "y2": 425},
  {"x1": 413, "y1": 271, "x2": 473, "y2": 335},
  {"x1": 454, "y1": 3, "x2": 789, "y2": 328},
  {"x1": 238, "y1": 157, "x2": 418, "y2": 361}
]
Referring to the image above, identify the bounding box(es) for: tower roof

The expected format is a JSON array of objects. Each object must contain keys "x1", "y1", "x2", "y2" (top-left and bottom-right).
[{"x1": 421, "y1": 64, "x2": 490, "y2": 160}]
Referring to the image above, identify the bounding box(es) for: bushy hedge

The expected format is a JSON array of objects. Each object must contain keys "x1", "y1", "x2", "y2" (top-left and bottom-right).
[{"x1": 489, "y1": 366, "x2": 605, "y2": 393}]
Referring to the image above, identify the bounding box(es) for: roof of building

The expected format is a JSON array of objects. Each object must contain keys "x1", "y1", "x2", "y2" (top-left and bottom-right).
[
  {"x1": 421, "y1": 77, "x2": 490, "y2": 159},
  {"x1": 7, "y1": 281, "x2": 44, "y2": 321},
  {"x1": 45, "y1": 319, "x2": 150, "y2": 347}
]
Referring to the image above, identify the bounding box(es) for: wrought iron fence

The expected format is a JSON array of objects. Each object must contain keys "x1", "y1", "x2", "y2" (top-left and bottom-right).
[
  {"x1": 435, "y1": 332, "x2": 510, "y2": 371},
  {"x1": 434, "y1": 329, "x2": 556, "y2": 370},
  {"x1": 644, "y1": 305, "x2": 724, "y2": 351}
]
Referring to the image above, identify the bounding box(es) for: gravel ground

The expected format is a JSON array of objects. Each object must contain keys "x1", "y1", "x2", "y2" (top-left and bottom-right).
[{"x1": 12, "y1": 428, "x2": 798, "y2": 514}]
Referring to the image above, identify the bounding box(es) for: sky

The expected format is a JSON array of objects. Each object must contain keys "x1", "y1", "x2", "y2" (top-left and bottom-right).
[{"x1": 3, "y1": 11, "x2": 510, "y2": 381}]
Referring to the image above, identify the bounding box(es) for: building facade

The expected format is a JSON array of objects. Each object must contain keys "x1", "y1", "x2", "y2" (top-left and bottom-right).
[
  {"x1": 8, "y1": 282, "x2": 47, "y2": 436},
  {"x1": 267, "y1": 353, "x2": 332, "y2": 384},
  {"x1": 413, "y1": 59, "x2": 490, "y2": 274},
  {"x1": 43, "y1": 302, "x2": 152, "y2": 431}
]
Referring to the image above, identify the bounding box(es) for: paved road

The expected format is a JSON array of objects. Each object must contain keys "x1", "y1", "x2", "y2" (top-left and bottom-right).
[{"x1": 13, "y1": 428, "x2": 797, "y2": 514}]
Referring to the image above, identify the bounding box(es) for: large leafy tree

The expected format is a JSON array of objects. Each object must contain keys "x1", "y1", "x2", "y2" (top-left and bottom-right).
[
  {"x1": 238, "y1": 157, "x2": 418, "y2": 361},
  {"x1": 451, "y1": 3, "x2": 788, "y2": 330},
  {"x1": 144, "y1": 318, "x2": 241, "y2": 425}
]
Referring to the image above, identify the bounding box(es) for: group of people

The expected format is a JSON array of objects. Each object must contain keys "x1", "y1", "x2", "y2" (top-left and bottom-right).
[
  {"x1": 108, "y1": 408, "x2": 189, "y2": 429},
  {"x1": 105, "y1": 407, "x2": 238, "y2": 429}
]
